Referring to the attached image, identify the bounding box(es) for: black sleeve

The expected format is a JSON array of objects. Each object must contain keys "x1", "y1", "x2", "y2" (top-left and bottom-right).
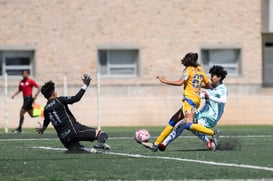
[
  {"x1": 42, "y1": 112, "x2": 51, "y2": 129},
  {"x1": 59, "y1": 88, "x2": 86, "y2": 105}
]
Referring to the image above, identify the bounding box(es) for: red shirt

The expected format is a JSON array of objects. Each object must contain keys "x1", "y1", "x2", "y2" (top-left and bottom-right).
[{"x1": 19, "y1": 78, "x2": 39, "y2": 97}]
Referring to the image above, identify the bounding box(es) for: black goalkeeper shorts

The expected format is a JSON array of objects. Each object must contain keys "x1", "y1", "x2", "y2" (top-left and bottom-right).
[
  {"x1": 60, "y1": 124, "x2": 97, "y2": 150},
  {"x1": 22, "y1": 96, "x2": 34, "y2": 110}
]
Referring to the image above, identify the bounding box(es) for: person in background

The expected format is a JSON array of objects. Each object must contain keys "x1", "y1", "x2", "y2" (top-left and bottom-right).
[{"x1": 11, "y1": 70, "x2": 41, "y2": 133}]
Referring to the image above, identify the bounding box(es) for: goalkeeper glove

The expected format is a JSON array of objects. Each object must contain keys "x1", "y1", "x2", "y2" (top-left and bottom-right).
[{"x1": 81, "y1": 74, "x2": 92, "y2": 86}]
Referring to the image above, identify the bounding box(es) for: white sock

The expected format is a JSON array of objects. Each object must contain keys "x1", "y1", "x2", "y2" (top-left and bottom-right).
[
  {"x1": 162, "y1": 119, "x2": 186, "y2": 146},
  {"x1": 192, "y1": 131, "x2": 210, "y2": 143}
]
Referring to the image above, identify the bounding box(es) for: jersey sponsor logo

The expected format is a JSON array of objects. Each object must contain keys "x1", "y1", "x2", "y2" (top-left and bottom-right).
[{"x1": 59, "y1": 129, "x2": 71, "y2": 139}]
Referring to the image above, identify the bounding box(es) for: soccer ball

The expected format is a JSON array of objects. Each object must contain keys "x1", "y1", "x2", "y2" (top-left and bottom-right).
[{"x1": 135, "y1": 129, "x2": 150, "y2": 143}]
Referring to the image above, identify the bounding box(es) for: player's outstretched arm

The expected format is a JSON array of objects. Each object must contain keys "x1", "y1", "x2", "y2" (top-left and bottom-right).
[
  {"x1": 62, "y1": 74, "x2": 92, "y2": 104},
  {"x1": 157, "y1": 75, "x2": 184, "y2": 86},
  {"x1": 11, "y1": 89, "x2": 21, "y2": 99}
]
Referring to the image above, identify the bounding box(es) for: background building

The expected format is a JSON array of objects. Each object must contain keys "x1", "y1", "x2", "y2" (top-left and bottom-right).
[{"x1": 0, "y1": 0, "x2": 273, "y2": 129}]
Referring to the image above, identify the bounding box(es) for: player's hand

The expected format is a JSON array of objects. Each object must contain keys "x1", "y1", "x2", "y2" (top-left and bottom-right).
[
  {"x1": 36, "y1": 127, "x2": 45, "y2": 134},
  {"x1": 81, "y1": 74, "x2": 92, "y2": 86},
  {"x1": 156, "y1": 75, "x2": 165, "y2": 83},
  {"x1": 202, "y1": 90, "x2": 209, "y2": 99},
  {"x1": 36, "y1": 122, "x2": 45, "y2": 134}
]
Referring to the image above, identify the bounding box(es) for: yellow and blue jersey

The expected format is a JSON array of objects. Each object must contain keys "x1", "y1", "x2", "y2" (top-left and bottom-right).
[{"x1": 181, "y1": 66, "x2": 210, "y2": 112}]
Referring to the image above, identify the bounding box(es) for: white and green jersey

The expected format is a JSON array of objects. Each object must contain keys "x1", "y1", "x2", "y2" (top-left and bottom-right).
[{"x1": 194, "y1": 83, "x2": 228, "y2": 128}]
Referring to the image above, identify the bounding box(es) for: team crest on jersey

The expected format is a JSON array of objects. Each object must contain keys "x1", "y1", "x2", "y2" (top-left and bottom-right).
[{"x1": 21, "y1": 82, "x2": 29, "y2": 86}]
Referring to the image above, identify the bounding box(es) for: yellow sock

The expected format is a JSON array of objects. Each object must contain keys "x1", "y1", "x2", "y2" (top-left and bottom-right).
[
  {"x1": 189, "y1": 124, "x2": 214, "y2": 135},
  {"x1": 154, "y1": 125, "x2": 173, "y2": 145}
]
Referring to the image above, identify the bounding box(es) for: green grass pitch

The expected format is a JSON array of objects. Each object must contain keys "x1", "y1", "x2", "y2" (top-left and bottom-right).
[{"x1": 0, "y1": 125, "x2": 273, "y2": 180}]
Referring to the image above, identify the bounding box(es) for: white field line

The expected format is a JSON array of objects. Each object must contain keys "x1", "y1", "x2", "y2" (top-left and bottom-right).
[
  {"x1": 32, "y1": 146, "x2": 66, "y2": 151},
  {"x1": 30, "y1": 146, "x2": 273, "y2": 172},
  {"x1": 106, "y1": 152, "x2": 273, "y2": 172},
  {"x1": 0, "y1": 138, "x2": 59, "y2": 141},
  {"x1": 0, "y1": 135, "x2": 273, "y2": 141}
]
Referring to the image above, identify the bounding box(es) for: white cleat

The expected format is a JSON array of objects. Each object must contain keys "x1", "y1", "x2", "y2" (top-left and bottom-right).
[
  {"x1": 141, "y1": 142, "x2": 158, "y2": 152},
  {"x1": 207, "y1": 139, "x2": 216, "y2": 151},
  {"x1": 212, "y1": 130, "x2": 220, "y2": 146},
  {"x1": 90, "y1": 148, "x2": 98, "y2": 153}
]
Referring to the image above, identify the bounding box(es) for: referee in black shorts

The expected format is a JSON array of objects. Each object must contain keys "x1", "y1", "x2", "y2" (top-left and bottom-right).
[
  {"x1": 36, "y1": 74, "x2": 109, "y2": 153},
  {"x1": 11, "y1": 70, "x2": 40, "y2": 133}
]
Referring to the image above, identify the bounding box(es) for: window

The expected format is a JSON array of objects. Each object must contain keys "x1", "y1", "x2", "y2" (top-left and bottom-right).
[
  {"x1": 201, "y1": 48, "x2": 241, "y2": 76},
  {"x1": 0, "y1": 50, "x2": 34, "y2": 76},
  {"x1": 262, "y1": 0, "x2": 273, "y2": 32},
  {"x1": 98, "y1": 49, "x2": 139, "y2": 77}
]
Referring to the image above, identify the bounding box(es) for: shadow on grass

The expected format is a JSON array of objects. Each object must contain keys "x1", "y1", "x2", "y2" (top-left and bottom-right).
[
  {"x1": 217, "y1": 138, "x2": 242, "y2": 151},
  {"x1": 172, "y1": 138, "x2": 242, "y2": 152}
]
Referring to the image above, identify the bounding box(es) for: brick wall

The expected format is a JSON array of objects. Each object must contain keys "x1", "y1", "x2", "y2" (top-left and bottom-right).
[
  {"x1": 0, "y1": 0, "x2": 262, "y2": 85},
  {"x1": 0, "y1": 0, "x2": 272, "y2": 129}
]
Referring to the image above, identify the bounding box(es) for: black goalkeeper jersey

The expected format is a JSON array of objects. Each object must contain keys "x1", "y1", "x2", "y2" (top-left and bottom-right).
[{"x1": 42, "y1": 88, "x2": 86, "y2": 140}]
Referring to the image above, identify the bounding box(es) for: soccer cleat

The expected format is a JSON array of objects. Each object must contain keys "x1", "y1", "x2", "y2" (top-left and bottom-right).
[
  {"x1": 207, "y1": 139, "x2": 216, "y2": 151},
  {"x1": 103, "y1": 143, "x2": 111, "y2": 150},
  {"x1": 207, "y1": 139, "x2": 212, "y2": 150},
  {"x1": 13, "y1": 128, "x2": 22, "y2": 133},
  {"x1": 212, "y1": 130, "x2": 219, "y2": 146},
  {"x1": 93, "y1": 143, "x2": 111, "y2": 151},
  {"x1": 90, "y1": 148, "x2": 98, "y2": 153},
  {"x1": 97, "y1": 131, "x2": 108, "y2": 143},
  {"x1": 157, "y1": 143, "x2": 167, "y2": 152},
  {"x1": 141, "y1": 142, "x2": 158, "y2": 152}
]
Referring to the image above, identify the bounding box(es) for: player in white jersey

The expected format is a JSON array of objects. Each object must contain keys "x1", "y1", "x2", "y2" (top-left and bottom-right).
[{"x1": 158, "y1": 65, "x2": 228, "y2": 151}]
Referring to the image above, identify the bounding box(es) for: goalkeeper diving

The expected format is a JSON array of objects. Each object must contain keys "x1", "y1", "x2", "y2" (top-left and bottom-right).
[{"x1": 36, "y1": 74, "x2": 110, "y2": 153}]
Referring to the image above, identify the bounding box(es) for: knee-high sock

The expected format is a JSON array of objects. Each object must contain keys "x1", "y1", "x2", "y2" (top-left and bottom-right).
[
  {"x1": 154, "y1": 125, "x2": 173, "y2": 145},
  {"x1": 162, "y1": 120, "x2": 186, "y2": 146},
  {"x1": 186, "y1": 123, "x2": 214, "y2": 135},
  {"x1": 192, "y1": 131, "x2": 210, "y2": 143},
  {"x1": 18, "y1": 116, "x2": 24, "y2": 129}
]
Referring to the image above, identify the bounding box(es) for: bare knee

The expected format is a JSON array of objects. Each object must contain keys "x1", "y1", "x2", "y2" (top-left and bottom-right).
[
  {"x1": 184, "y1": 113, "x2": 194, "y2": 125},
  {"x1": 20, "y1": 109, "x2": 26, "y2": 117}
]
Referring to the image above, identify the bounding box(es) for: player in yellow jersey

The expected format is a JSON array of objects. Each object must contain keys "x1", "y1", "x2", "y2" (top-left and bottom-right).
[{"x1": 141, "y1": 52, "x2": 219, "y2": 151}]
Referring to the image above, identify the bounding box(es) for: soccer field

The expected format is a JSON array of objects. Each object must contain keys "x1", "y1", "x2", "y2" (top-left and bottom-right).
[{"x1": 0, "y1": 125, "x2": 273, "y2": 181}]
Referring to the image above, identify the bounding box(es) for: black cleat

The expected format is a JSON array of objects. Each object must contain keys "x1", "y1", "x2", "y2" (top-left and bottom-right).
[
  {"x1": 97, "y1": 131, "x2": 108, "y2": 143},
  {"x1": 93, "y1": 143, "x2": 111, "y2": 151},
  {"x1": 13, "y1": 128, "x2": 22, "y2": 133}
]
